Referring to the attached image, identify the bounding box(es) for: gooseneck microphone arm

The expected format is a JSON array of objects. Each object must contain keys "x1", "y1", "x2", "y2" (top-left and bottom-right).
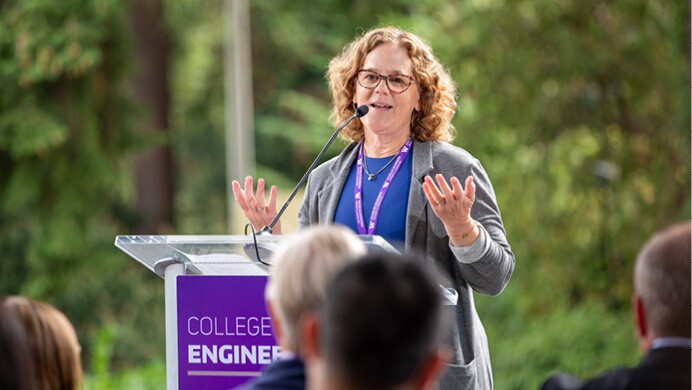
[{"x1": 259, "y1": 105, "x2": 369, "y2": 235}]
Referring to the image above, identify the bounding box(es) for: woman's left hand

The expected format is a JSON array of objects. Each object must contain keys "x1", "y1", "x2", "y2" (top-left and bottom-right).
[{"x1": 422, "y1": 174, "x2": 479, "y2": 246}]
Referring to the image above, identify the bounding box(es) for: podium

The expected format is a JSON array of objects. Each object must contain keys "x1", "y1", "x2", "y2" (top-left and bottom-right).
[{"x1": 114, "y1": 234, "x2": 400, "y2": 389}]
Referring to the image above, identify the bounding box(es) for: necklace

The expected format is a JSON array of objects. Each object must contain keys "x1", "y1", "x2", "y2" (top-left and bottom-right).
[
  {"x1": 362, "y1": 153, "x2": 399, "y2": 181},
  {"x1": 355, "y1": 138, "x2": 413, "y2": 235}
]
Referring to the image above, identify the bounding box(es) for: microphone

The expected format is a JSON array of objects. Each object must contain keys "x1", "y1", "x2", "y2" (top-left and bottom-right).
[{"x1": 258, "y1": 105, "x2": 369, "y2": 234}]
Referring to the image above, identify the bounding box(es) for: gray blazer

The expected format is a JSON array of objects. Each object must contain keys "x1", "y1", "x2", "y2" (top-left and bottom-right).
[{"x1": 298, "y1": 140, "x2": 515, "y2": 390}]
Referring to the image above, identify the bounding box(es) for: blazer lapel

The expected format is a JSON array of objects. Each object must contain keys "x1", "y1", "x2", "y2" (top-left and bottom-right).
[
  {"x1": 405, "y1": 141, "x2": 435, "y2": 251},
  {"x1": 316, "y1": 142, "x2": 360, "y2": 225}
]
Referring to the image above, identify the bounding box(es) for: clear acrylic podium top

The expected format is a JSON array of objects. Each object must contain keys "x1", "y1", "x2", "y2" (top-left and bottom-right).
[
  {"x1": 114, "y1": 234, "x2": 399, "y2": 278},
  {"x1": 114, "y1": 234, "x2": 457, "y2": 305}
]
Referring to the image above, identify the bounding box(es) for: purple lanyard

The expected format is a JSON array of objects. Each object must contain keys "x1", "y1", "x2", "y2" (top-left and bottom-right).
[{"x1": 354, "y1": 138, "x2": 413, "y2": 235}]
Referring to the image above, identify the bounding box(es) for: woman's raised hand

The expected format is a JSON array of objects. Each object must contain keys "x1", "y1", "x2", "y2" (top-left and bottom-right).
[
  {"x1": 231, "y1": 176, "x2": 282, "y2": 234},
  {"x1": 422, "y1": 174, "x2": 478, "y2": 246}
]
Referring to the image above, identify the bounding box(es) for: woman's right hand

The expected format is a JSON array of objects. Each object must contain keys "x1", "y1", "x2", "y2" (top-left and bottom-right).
[{"x1": 231, "y1": 176, "x2": 282, "y2": 234}]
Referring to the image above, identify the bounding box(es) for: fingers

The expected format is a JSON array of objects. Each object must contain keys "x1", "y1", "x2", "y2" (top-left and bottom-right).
[
  {"x1": 231, "y1": 176, "x2": 281, "y2": 232},
  {"x1": 233, "y1": 176, "x2": 271, "y2": 212},
  {"x1": 231, "y1": 180, "x2": 249, "y2": 209},
  {"x1": 449, "y1": 176, "x2": 463, "y2": 195},
  {"x1": 424, "y1": 174, "x2": 476, "y2": 207},
  {"x1": 243, "y1": 176, "x2": 255, "y2": 207},
  {"x1": 268, "y1": 185, "x2": 278, "y2": 213},
  {"x1": 464, "y1": 176, "x2": 476, "y2": 204},
  {"x1": 256, "y1": 179, "x2": 266, "y2": 210},
  {"x1": 422, "y1": 176, "x2": 443, "y2": 204},
  {"x1": 422, "y1": 181, "x2": 436, "y2": 204},
  {"x1": 424, "y1": 174, "x2": 455, "y2": 203},
  {"x1": 435, "y1": 174, "x2": 455, "y2": 200}
]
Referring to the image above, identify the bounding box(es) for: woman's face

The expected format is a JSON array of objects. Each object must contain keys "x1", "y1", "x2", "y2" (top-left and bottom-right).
[{"x1": 354, "y1": 43, "x2": 420, "y2": 140}]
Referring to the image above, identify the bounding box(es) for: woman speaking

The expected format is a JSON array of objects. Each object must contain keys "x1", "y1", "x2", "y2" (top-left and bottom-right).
[{"x1": 232, "y1": 26, "x2": 514, "y2": 390}]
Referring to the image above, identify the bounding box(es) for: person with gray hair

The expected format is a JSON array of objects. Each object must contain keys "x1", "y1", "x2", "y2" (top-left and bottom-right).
[
  {"x1": 302, "y1": 252, "x2": 450, "y2": 390},
  {"x1": 239, "y1": 225, "x2": 367, "y2": 390},
  {"x1": 542, "y1": 221, "x2": 691, "y2": 390}
]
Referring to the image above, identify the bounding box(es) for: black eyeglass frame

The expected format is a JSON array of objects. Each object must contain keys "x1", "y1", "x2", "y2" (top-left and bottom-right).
[{"x1": 355, "y1": 69, "x2": 416, "y2": 94}]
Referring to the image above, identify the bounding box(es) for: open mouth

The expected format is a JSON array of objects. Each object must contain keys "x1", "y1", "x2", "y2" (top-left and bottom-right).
[{"x1": 370, "y1": 102, "x2": 393, "y2": 109}]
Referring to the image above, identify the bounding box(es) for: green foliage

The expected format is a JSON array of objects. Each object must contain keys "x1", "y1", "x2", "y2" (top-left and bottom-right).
[
  {"x1": 0, "y1": 0, "x2": 165, "y2": 372},
  {"x1": 1, "y1": 0, "x2": 688, "y2": 386},
  {"x1": 88, "y1": 360, "x2": 166, "y2": 390},
  {"x1": 85, "y1": 324, "x2": 165, "y2": 389},
  {"x1": 90, "y1": 324, "x2": 118, "y2": 381},
  {"x1": 446, "y1": 0, "x2": 690, "y2": 308},
  {"x1": 166, "y1": 0, "x2": 228, "y2": 234},
  {"x1": 478, "y1": 287, "x2": 639, "y2": 389}
]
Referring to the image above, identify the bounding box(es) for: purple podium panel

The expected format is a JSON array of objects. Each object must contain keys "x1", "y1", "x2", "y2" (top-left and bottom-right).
[{"x1": 177, "y1": 275, "x2": 279, "y2": 389}]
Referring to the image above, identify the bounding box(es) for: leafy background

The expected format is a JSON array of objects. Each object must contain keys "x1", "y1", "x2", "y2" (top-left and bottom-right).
[{"x1": 0, "y1": 0, "x2": 688, "y2": 388}]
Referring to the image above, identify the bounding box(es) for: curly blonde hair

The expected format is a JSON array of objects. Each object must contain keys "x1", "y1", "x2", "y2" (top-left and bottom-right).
[{"x1": 327, "y1": 26, "x2": 457, "y2": 143}]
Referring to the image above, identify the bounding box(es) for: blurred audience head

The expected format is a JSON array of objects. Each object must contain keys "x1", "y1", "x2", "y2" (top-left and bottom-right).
[
  {"x1": 633, "y1": 221, "x2": 691, "y2": 352},
  {"x1": 0, "y1": 301, "x2": 38, "y2": 390},
  {"x1": 265, "y1": 225, "x2": 367, "y2": 354},
  {"x1": 308, "y1": 252, "x2": 449, "y2": 390},
  {"x1": 3, "y1": 296, "x2": 82, "y2": 390}
]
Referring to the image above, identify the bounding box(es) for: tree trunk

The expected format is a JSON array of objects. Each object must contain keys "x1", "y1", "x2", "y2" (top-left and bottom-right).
[{"x1": 130, "y1": 0, "x2": 173, "y2": 234}]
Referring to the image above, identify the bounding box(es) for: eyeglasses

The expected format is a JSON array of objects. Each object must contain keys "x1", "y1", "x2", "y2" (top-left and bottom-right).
[{"x1": 355, "y1": 69, "x2": 415, "y2": 94}]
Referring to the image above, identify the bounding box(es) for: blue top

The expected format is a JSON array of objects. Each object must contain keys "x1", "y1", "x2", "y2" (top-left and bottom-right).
[{"x1": 334, "y1": 151, "x2": 412, "y2": 248}]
